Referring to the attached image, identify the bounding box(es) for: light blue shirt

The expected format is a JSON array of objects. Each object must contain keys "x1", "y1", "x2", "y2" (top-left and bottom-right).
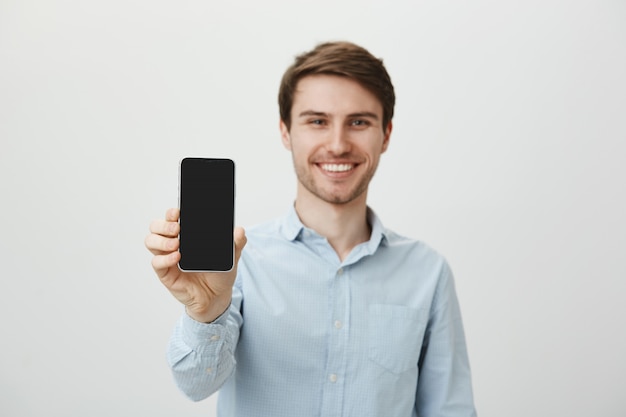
[{"x1": 167, "y1": 206, "x2": 476, "y2": 417}]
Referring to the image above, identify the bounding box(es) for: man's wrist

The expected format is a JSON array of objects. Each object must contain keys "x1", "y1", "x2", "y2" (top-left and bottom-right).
[{"x1": 186, "y1": 298, "x2": 232, "y2": 324}]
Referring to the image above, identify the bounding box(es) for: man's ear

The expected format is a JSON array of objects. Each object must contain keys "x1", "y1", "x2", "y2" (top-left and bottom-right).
[
  {"x1": 381, "y1": 121, "x2": 393, "y2": 153},
  {"x1": 279, "y1": 119, "x2": 292, "y2": 150}
]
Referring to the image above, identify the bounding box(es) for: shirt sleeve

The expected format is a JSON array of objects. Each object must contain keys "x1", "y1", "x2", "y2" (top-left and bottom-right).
[
  {"x1": 415, "y1": 261, "x2": 477, "y2": 417},
  {"x1": 166, "y1": 286, "x2": 243, "y2": 402}
]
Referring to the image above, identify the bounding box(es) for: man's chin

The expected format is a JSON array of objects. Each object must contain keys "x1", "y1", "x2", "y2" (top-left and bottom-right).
[
  {"x1": 317, "y1": 189, "x2": 366, "y2": 206},
  {"x1": 298, "y1": 176, "x2": 368, "y2": 206}
]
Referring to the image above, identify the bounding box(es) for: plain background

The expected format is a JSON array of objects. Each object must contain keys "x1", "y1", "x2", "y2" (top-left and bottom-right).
[{"x1": 1, "y1": 0, "x2": 625, "y2": 416}]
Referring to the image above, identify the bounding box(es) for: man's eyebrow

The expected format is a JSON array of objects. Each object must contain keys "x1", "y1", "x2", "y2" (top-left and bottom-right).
[
  {"x1": 298, "y1": 110, "x2": 328, "y2": 118},
  {"x1": 347, "y1": 111, "x2": 379, "y2": 120},
  {"x1": 297, "y1": 110, "x2": 379, "y2": 119}
]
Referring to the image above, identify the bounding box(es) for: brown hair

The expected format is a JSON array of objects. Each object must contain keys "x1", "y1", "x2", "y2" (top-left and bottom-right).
[{"x1": 278, "y1": 41, "x2": 395, "y2": 131}]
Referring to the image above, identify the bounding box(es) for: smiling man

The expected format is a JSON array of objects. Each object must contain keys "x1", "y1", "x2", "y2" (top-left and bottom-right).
[
  {"x1": 146, "y1": 41, "x2": 477, "y2": 417},
  {"x1": 280, "y1": 73, "x2": 391, "y2": 260}
]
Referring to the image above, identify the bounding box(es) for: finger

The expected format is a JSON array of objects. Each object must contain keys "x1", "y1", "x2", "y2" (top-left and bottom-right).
[
  {"x1": 165, "y1": 207, "x2": 180, "y2": 222},
  {"x1": 149, "y1": 218, "x2": 180, "y2": 237},
  {"x1": 151, "y1": 251, "x2": 180, "y2": 278},
  {"x1": 145, "y1": 233, "x2": 179, "y2": 255}
]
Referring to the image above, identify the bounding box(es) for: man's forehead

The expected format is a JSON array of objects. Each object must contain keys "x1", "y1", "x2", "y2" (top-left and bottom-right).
[{"x1": 291, "y1": 75, "x2": 383, "y2": 116}]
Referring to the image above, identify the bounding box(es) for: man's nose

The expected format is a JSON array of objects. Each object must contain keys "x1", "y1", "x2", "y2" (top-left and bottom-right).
[{"x1": 326, "y1": 126, "x2": 352, "y2": 155}]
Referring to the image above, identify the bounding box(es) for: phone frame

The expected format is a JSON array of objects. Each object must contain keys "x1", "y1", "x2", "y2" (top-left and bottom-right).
[{"x1": 177, "y1": 157, "x2": 235, "y2": 272}]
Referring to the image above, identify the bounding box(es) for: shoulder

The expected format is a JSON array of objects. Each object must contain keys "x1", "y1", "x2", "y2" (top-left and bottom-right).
[
  {"x1": 383, "y1": 228, "x2": 450, "y2": 268},
  {"x1": 368, "y1": 207, "x2": 448, "y2": 268},
  {"x1": 243, "y1": 207, "x2": 304, "y2": 245},
  {"x1": 243, "y1": 216, "x2": 285, "y2": 243},
  {"x1": 239, "y1": 215, "x2": 296, "y2": 262}
]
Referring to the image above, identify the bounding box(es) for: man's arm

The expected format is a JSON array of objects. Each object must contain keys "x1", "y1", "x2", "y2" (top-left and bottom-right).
[
  {"x1": 416, "y1": 263, "x2": 477, "y2": 417},
  {"x1": 166, "y1": 286, "x2": 243, "y2": 401},
  {"x1": 145, "y1": 208, "x2": 247, "y2": 400}
]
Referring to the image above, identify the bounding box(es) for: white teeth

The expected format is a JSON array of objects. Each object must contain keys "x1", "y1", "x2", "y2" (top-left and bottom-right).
[{"x1": 321, "y1": 163, "x2": 353, "y2": 172}]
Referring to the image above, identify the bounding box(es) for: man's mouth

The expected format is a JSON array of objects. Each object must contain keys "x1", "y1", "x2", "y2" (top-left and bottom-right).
[{"x1": 319, "y1": 163, "x2": 355, "y2": 173}]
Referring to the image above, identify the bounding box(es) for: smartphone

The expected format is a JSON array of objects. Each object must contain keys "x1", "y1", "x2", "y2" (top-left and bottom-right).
[{"x1": 178, "y1": 157, "x2": 235, "y2": 272}]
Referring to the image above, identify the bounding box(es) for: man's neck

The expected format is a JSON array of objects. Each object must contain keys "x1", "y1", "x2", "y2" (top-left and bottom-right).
[{"x1": 294, "y1": 192, "x2": 371, "y2": 262}]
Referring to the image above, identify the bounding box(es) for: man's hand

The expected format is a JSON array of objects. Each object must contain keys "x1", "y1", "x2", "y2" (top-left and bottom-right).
[{"x1": 145, "y1": 208, "x2": 247, "y2": 323}]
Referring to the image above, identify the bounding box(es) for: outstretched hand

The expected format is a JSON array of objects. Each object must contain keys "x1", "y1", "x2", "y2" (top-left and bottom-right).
[{"x1": 145, "y1": 208, "x2": 247, "y2": 323}]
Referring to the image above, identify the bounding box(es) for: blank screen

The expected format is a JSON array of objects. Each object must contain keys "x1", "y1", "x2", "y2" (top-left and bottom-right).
[{"x1": 178, "y1": 158, "x2": 235, "y2": 271}]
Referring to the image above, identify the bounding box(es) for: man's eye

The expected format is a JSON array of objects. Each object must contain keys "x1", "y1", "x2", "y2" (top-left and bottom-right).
[
  {"x1": 352, "y1": 120, "x2": 368, "y2": 126},
  {"x1": 310, "y1": 119, "x2": 325, "y2": 125}
]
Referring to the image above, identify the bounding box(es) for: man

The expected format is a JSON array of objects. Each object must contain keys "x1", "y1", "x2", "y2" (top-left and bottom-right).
[{"x1": 145, "y1": 41, "x2": 477, "y2": 417}]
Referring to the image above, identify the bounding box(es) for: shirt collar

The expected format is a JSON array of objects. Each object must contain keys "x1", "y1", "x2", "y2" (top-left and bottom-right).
[
  {"x1": 279, "y1": 204, "x2": 389, "y2": 249},
  {"x1": 280, "y1": 204, "x2": 305, "y2": 241},
  {"x1": 366, "y1": 206, "x2": 389, "y2": 250}
]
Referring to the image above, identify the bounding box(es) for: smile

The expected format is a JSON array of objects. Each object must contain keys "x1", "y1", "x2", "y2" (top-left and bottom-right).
[{"x1": 320, "y1": 163, "x2": 355, "y2": 172}]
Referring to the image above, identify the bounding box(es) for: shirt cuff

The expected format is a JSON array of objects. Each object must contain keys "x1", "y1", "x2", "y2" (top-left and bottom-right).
[{"x1": 180, "y1": 309, "x2": 230, "y2": 352}]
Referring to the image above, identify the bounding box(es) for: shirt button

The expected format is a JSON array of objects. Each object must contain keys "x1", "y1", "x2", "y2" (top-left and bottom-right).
[
  {"x1": 210, "y1": 335, "x2": 220, "y2": 341},
  {"x1": 329, "y1": 374, "x2": 338, "y2": 383},
  {"x1": 337, "y1": 268, "x2": 344, "y2": 276},
  {"x1": 334, "y1": 320, "x2": 343, "y2": 329}
]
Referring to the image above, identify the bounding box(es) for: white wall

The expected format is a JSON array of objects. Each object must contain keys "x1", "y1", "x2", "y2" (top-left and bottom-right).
[{"x1": 1, "y1": 1, "x2": 624, "y2": 416}]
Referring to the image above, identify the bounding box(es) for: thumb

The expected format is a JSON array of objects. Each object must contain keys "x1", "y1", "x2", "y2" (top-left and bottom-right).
[{"x1": 233, "y1": 226, "x2": 247, "y2": 264}]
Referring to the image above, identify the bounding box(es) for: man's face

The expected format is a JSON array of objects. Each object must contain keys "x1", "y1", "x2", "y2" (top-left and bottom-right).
[{"x1": 280, "y1": 74, "x2": 391, "y2": 206}]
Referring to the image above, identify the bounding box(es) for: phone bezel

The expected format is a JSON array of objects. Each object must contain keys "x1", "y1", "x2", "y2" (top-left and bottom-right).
[{"x1": 177, "y1": 157, "x2": 235, "y2": 273}]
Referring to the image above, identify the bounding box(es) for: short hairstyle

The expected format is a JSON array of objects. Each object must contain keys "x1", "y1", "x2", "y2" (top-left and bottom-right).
[{"x1": 278, "y1": 41, "x2": 395, "y2": 131}]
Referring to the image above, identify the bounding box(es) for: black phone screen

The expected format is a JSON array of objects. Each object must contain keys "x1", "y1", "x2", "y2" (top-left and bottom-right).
[{"x1": 178, "y1": 158, "x2": 235, "y2": 272}]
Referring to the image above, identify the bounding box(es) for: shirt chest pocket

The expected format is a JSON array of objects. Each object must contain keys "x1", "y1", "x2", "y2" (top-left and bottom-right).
[{"x1": 367, "y1": 304, "x2": 428, "y2": 374}]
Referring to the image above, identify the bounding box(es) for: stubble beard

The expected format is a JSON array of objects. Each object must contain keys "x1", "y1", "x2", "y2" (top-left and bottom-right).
[{"x1": 293, "y1": 159, "x2": 377, "y2": 205}]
